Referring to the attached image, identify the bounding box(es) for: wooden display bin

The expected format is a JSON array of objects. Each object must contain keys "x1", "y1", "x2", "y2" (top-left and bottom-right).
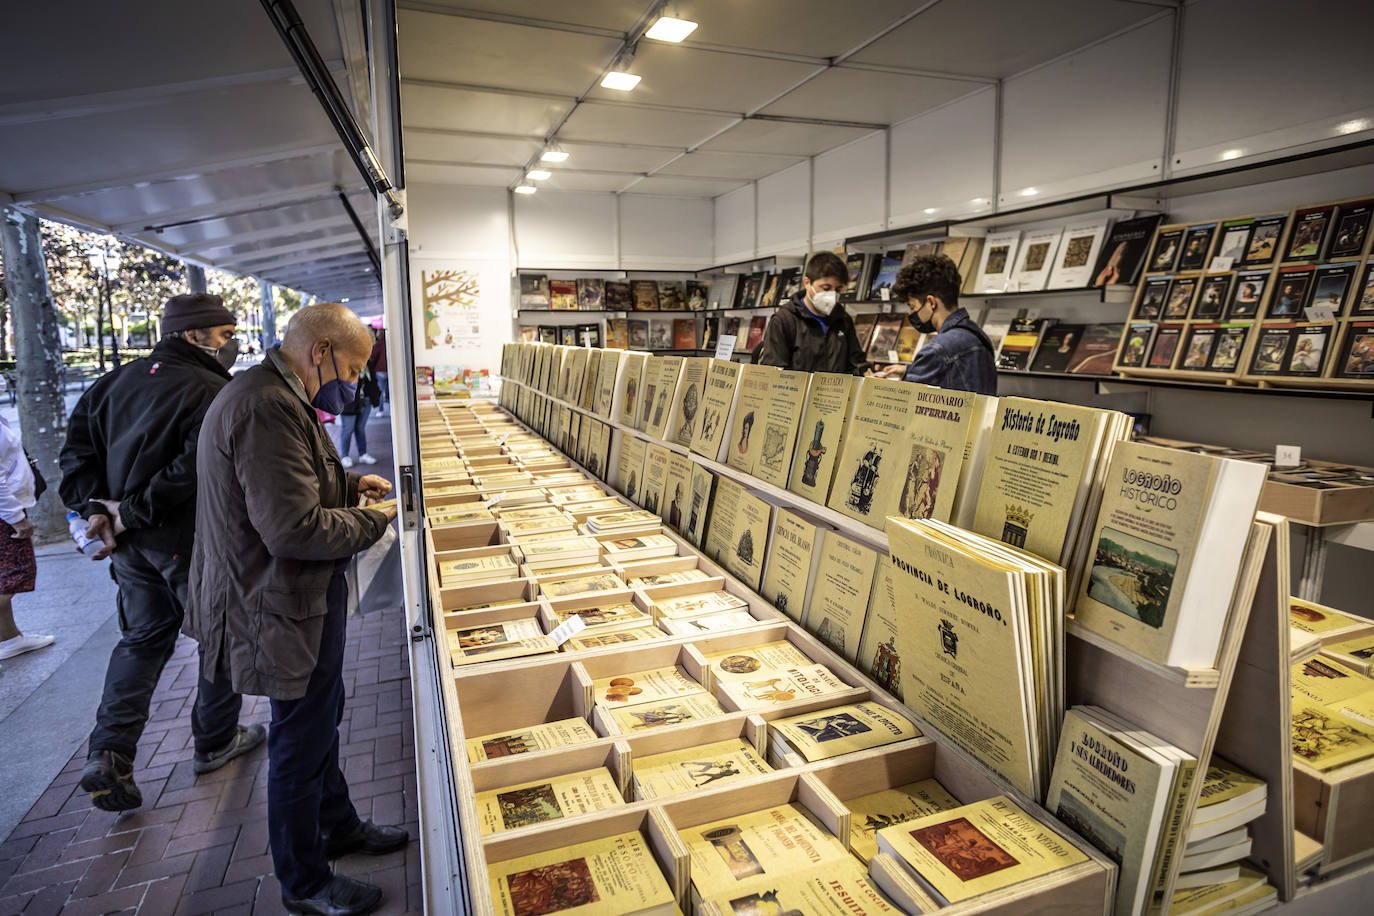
[
  {"x1": 428, "y1": 519, "x2": 500, "y2": 551},
  {"x1": 611, "y1": 554, "x2": 706, "y2": 580},
  {"x1": 1259, "y1": 472, "x2": 1374, "y2": 526},
  {"x1": 1292, "y1": 756, "x2": 1374, "y2": 874},
  {"x1": 431, "y1": 574, "x2": 536, "y2": 617},
  {"x1": 451, "y1": 658, "x2": 593, "y2": 743}
]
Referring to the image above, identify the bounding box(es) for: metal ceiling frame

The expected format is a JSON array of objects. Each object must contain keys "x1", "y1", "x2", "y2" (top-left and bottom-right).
[
  {"x1": 183, "y1": 214, "x2": 359, "y2": 253},
  {"x1": 234, "y1": 233, "x2": 367, "y2": 269},
  {"x1": 122, "y1": 184, "x2": 371, "y2": 233}
]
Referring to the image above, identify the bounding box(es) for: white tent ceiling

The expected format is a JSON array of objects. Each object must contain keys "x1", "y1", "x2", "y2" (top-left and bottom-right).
[
  {"x1": 397, "y1": 0, "x2": 1166, "y2": 198},
  {"x1": 0, "y1": 0, "x2": 383, "y2": 311}
]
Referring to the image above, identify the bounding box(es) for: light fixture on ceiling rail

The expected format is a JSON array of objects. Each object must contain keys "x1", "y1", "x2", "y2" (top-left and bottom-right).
[
  {"x1": 526, "y1": 169, "x2": 552, "y2": 181},
  {"x1": 514, "y1": 184, "x2": 537, "y2": 195},
  {"x1": 540, "y1": 146, "x2": 569, "y2": 162},
  {"x1": 645, "y1": 16, "x2": 697, "y2": 42},
  {"x1": 601, "y1": 45, "x2": 641, "y2": 91}
]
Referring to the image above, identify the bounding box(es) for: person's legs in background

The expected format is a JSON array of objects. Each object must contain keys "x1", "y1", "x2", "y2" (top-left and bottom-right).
[
  {"x1": 355, "y1": 402, "x2": 376, "y2": 465},
  {"x1": 0, "y1": 518, "x2": 52, "y2": 663},
  {"x1": 338, "y1": 413, "x2": 358, "y2": 468},
  {"x1": 375, "y1": 371, "x2": 388, "y2": 417}
]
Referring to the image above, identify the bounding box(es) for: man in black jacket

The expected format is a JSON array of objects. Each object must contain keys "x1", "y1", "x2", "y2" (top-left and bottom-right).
[
  {"x1": 758, "y1": 251, "x2": 866, "y2": 375},
  {"x1": 187, "y1": 303, "x2": 402, "y2": 916},
  {"x1": 59, "y1": 293, "x2": 264, "y2": 812}
]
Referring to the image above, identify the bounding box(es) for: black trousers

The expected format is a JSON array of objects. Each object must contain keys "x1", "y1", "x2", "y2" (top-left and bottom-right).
[
  {"x1": 267, "y1": 570, "x2": 362, "y2": 899},
  {"x1": 88, "y1": 543, "x2": 242, "y2": 762}
]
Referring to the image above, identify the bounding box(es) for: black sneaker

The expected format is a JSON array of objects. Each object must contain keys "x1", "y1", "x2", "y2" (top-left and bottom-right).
[
  {"x1": 282, "y1": 874, "x2": 383, "y2": 916},
  {"x1": 80, "y1": 750, "x2": 142, "y2": 812},
  {"x1": 193, "y1": 723, "x2": 267, "y2": 774},
  {"x1": 325, "y1": 820, "x2": 411, "y2": 859}
]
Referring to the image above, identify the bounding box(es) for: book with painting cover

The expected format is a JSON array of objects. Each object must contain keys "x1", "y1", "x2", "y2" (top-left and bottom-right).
[
  {"x1": 603, "y1": 692, "x2": 727, "y2": 734},
  {"x1": 673, "y1": 318, "x2": 695, "y2": 350},
  {"x1": 1048, "y1": 219, "x2": 1110, "y2": 288},
  {"x1": 1225, "y1": 270, "x2": 1270, "y2": 320},
  {"x1": 1176, "y1": 223, "x2": 1216, "y2": 272},
  {"x1": 845, "y1": 779, "x2": 960, "y2": 864},
  {"x1": 1074, "y1": 441, "x2": 1266, "y2": 668},
  {"x1": 1268, "y1": 266, "x2": 1314, "y2": 319},
  {"x1": 755, "y1": 273, "x2": 782, "y2": 311},
  {"x1": 1117, "y1": 323, "x2": 1156, "y2": 369},
  {"x1": 631, "y1": 279, "x2": 659, "y2": 311},
  {"x1": 744, "y1": 315, "x2": 768, "y2": 351},
  {"x1": 448, "y1": 618, "x2": 556, "y2": 667},
  {"x1": 1067, "y1": 323, "x2": 1126, "y2": 375},
  {"x1": 1135, "y1": 276, "x2": 1171, "y2": 320},
  {"x1": 686, "y1": 280, "x2": 709, "y2": 311},
  {"x1": 647, "y1": 318, "x2": 672, "y2": 351},
  {"x1": 1241, "y1": 214, "x2": 1287, "y2": 266},
  {"x1": 1030, "y1": 323, "x2": 1088, "y2": 373},
  {"x1": 851, "y1": 313, "x2": 878, "y2": 354},
  {"x1": 995, "y1": 317, "x2": 1052, "y2": 371},
  {"x1": 1147, "y1": 226, "x2": 1185, "y2": 274},
  {"x1": 605, "y1": 319, "x2": 629, "y2": 350},
  {"x1": 487, "y1": 832, "x2": 675, "y2": 916},
  {"x1": 1328, "y1": 200, "x2": 1374, "y2": 258},
  {"x1": 550, "y1": 279, "x2": 578, "y2": 310},
  {"x1": 656, "y1": 281, "x2": 684, "y2": 311},
  {"x1": 865, "y1": 314, "x2": 904, "y2": 363},
  {"x1": 975, "y1": 231, "x2": 1021, "y2": 293},
  {"x1": 769, "y1": 701, "x2": 920, "y2": 763},
  {"x1": 841, "y1": 253, "x2": 869, "y2": 302},
  {"x1": 1192, "y1": 274, "x2": 1231, "y2": 320},
  {"x1": 1009, "y1": 228, "x2": 1062, "y2": 292},
  {"x1": 466, "y1": 717, "x2": 599, "y2": 762},
  {"x1": 1204, "y1": 323, "x2": 1250, "y2": 373},
  {"x1": 1336, "y1": 321, "x2": 1374, "y2": 379},
  {"x1": 605, "y1": 280, "x2": 632, "y2": 310},
  {"x1": 519, "y1": 274, "x2": 550, "y2": 309},
  {"x1": 476, "y1": 766, "x2": 623, "y2": 834},
  {"x1": 1178, "y1": 325, "x2": 1218, "y2": 371},
  {"x1": 627, "y1": 319, "x2": 649, "y2": 349},
  {"x1": 866, "y1": 251, "x2": 904, "y2": 300},
  {"x1": 876, "y1": 795, "x2": 1088, "y2": 905},
  {"x1": 1285, "y1": 204, "x2": 1336, "y2": 261},
  {"x1": 576, "y1": 278, "x2": 604, "y2": 310},
  {"x1": 631, "y1": 738, "x2": 771, "y2": 800},
  {"x1": 1093, "y1": 214, "x2": 1164, "y2": 288},
  {"x1": 1307, "y1": 262, "x2": 1357, "y2": 314}
]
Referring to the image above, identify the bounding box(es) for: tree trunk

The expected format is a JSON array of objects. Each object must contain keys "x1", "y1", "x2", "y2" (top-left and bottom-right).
[
  {"x1": 259, "y1": 280, "x2": 277, "y2": 347},
  {"x1": 186, "y1": 263, "x2": 206, "y2": 294},
  {"x1": 0, "y1": 207, "x2": 68, "y2": 540}
]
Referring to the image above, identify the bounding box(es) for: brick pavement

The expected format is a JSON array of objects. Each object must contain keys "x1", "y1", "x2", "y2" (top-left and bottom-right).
[{"x1": 0, "y1": 607, "x2": 421, "y2": 916}]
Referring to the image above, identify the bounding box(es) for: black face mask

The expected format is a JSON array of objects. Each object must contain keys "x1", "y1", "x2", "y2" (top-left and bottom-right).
[{"x1": 908, "y1": 302, "x2": 937, "y2": 334}]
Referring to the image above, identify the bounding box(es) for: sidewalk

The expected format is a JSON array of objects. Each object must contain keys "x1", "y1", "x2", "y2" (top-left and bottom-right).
[{"x1": 0, "y1": 411, "x2": 417, "y2": 914}]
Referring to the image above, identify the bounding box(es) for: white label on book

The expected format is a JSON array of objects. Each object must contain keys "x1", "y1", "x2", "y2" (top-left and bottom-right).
[
  {"x1": 880, "y1": 287, "x2": 890, "y2": 301},
  {"x1": 1275, "y1": 444, "x2": 1302, "y2": 468},
  {"x1": 887, "y1": 350, "x2": 899, "y2": 363},
  {"x1": 1208, "y1": 256, "x2": 1234, "y2": 272},
  {"x1": 1305, "y1": 304, "x2": 1336, "y2": 323},
  {"x1": 484, "y1": 492, "x2": 506, "y2": 508},
  {"x1": 715, "y1": 335, "x2": 737, "y2": 360},
  {"x1": 548, "y1": 614, "x2": 588, "y2": 646}
]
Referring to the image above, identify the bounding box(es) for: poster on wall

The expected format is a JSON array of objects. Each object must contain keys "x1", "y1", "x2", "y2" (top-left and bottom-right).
[
  {"x1": 410, "y1": 257, "x2": 510, "y2": 380},
  {"x1": 419, "y1": 265, "x2": 482, "y2": 351}
]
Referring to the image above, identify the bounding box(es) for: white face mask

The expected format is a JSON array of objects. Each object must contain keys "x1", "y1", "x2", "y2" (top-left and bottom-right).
[{"x1": 810, "y1": 290, "x2": 839, "y2": 315}]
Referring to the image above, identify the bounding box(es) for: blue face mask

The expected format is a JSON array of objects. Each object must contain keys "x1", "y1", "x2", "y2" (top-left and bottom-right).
[{"x1": 311, "y1": 348, "x2": 357, "y2": 414}]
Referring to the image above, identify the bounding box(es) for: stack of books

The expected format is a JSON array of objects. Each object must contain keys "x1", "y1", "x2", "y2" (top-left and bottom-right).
[{"x1": 768, "y1": 701, "x2": 921, "y2": 766}]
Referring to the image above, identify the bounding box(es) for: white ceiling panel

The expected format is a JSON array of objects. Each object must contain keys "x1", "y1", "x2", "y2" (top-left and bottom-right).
[
  {"x1": 558, "y1": 102, "x2": 738, "y2": 148},
  {"x1": 654, "y1": 150, "x2": 805, "y2": 180},
  {"x1": 535, "y1": 172, "x2": 637, "y2": 193},
  {"x1": 584, "y1": 42, "x2": 818, "y2": 113},
  {"x1": 549, "y1": 143, "x2": 681, "y2": 173},
  {"x1": 624, "y1": 176, "x2": 749, "y2": 197},
  {"x1": 401, "y1": 82, "x2": 571, "y2": 136},
  {"x1": 403, "y1": 131, "x2": 541, "y2": 166},
  {"x1": 397, "y1": 0, "x2": 649, "y2": 32},
  {"x1": 674, "y1": 0, "x2": 918, "y2": 59},
  {"x1": 848, "y1": 0, "x2": 1161, "y2": 79},
  {"x1": 399, "y1": 11, "x2": 620, "y2": 96},
  {"x1": 405, "y1": 162, "x2": 523, "y2": 187},
  {"x1": 761, "y1": 68, "x2": 979, "y2": 125},
  {"x1": 697, "y1": 120, "x2": 873, "y2": 157}
]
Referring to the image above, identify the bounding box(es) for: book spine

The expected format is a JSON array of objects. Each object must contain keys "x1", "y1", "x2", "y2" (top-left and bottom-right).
[{"x1": 1147, "y1": 758, "x2": 1199, "y2": 909}]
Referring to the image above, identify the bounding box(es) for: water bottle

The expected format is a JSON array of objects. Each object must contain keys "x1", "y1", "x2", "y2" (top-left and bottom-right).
[{"x1": 66, "y1": 511, "x2": 103, "y2": 558}]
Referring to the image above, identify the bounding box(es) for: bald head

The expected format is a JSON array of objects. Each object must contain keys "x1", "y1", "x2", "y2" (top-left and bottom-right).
[{"x1": 278, "y1": 303, "x2": 373, "y2": 397}]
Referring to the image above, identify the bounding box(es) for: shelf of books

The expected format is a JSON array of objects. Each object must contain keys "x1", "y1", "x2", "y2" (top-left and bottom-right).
[{"x1": 424, "y1": 335, "x2": 1366, "y2": 915}]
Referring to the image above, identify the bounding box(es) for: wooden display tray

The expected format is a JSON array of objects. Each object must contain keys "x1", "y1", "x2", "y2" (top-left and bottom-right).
[{"x1": 1292, "y1": 756, "x2": 1374, "y2": 875}]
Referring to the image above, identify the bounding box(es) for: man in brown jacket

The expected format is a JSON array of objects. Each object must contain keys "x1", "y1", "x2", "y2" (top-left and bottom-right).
[{"x1": 187, "y1": 304, "x2": 402, "y2": 916}]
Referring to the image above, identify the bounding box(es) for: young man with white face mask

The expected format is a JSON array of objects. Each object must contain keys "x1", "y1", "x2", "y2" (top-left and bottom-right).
[{"x1": 758, "y1": 251, "x2": 866, "y2": 374}]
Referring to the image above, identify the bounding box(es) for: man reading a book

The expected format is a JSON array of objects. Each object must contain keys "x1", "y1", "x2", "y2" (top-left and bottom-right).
[
  {"x1": 881, "y1": 255, "x2": 998, "y2": 395},
  {"x1": 759, "y1": 251, "x2": 866, "y2": 374}
]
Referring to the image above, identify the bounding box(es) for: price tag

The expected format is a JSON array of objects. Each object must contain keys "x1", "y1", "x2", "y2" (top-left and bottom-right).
[
  {"x1": 1275, "y1": 444, "x2": 1302, "y2": 469},
  {"x1": 879, "y1": 287, "x2": 891, "y2": 301},
  {"x1": 887, "y1": 350, "x2": 900, "y2": 363},
  {"x1": 715, "y1": 334, "x2": 737, "y2": 360},
  {"x1": 483, "y1": 491, "x2": 506, "y2": 508},
  {"x1": 1304, "y1": 304, "x2": 1336, "y2": 323},
  {"x1": 1208, "y1": 255, "x2": 1234, "y2": 272},
  {"x1": 548, "y1": 614, "x2": 588, "y2": 647}
]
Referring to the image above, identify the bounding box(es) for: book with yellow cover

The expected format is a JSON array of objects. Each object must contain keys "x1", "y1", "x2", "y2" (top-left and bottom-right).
[
  {"x1": 801, "y1": 531, "x2": 879, "y2": 663},
  {"x1": 715, "y1": 664, "x2": 849, "y2": 710},
  {"x1": 856, "y1": 560, "x2": 903, "y2": 699},
  {"x1": 722, "y1": 488, "x2": 773, "y2": 592},
  {"x1": 846, "y1": 779, "x2": 961, "y2": 863},
  {"x1": 683, "y1": 462, "x2": 715, "y2": 548},
  {"x1": 428, "y1": 506, "x2": 495, "y2": 526},
  {"x1": 466, "y1": 717, "x2": 599, "y2": 762},
  {"x1": 876, "y1": 795, "x2": 1088, "y2": 904},
  {"x1": 652, "y1": 590, "x2": 747, "y2": 621},
  {"x1": 752, "y1": 370, "x2": 811, "y2": 489},
  {"x1": 604, "y1": 692, "x2": 727, "y2": 734},
  {"x1": 682, "y1": 804, "x2": 852, "y2": 901},
  {"x1": 1290, "y1": 657, "x2": 1374, "y2": 707},
  {"x1": 476, "y1": 767, "x2": 624, "y2": 834},
  {"x1": 643, "y1": 355, "x2": 684, "y2": 441},
  {"x1": 659, "y1": 452, "x2": 695, "y2": 530},
  {"x1": 826, "y1": 377, "x2": 925, "y2": 528},
  {"x1": 616, "y1": 436, "x2": 649, "y2": 504},
  {"x1": 788, "y1": 372, "x2": 856, "y2": 506},
  {"x1": 502, "y1": 516, "x2": 577, "y2": 537},
  {"x1": 632, "y1": 738, "x2": 772, "y2": 800},
  {"x1": 591, "y1": 665, "x2": 706, "y2": 708},
  {"x1": 1292, "y1": 703, "x2": 1374, "y2": 770},
  {"x1": 592, "y1": 350, "x2": 622, "y2": 419},
  {"x1": 770, "y1": 701, "x2": 921, "y2": 763},
  {"x1": 697, "y1": 861, "x2": 903, "y2": 916},
  {"x1": 1290, "y1": 597, "x2": 1372, "y2": 650},
  {"x1": 541, "y1": 572, "x2": 627, "y2": 599},
  {"x1": 488, "y1": 831, "x2": 675, "y2": 916},
  {"x1": 438, "y1": 554, "x2": 518, "y2": 585},
  {"x1": 690, "y1": 360, "x2": 742, "y2": 461},
  {"x1": 701, "y1": 640, "x2": 814, "y2": 689},
  {"x1": 617, "y1": 351, "x2": 650, "y2": 428},
  {"x1": 669, "y1": 357, "x2": 712, "y2": 447},
  {"x1": 550, "y1": 602, "x2": 654, "y2": 634},
  {"x1": 626, "y1": 569, "x2": 710, "y2": 588},
  {"x1": 1323, "y1": 633, "x2": 1374, "y2": 676},
  {"x1": 658, "y1": 609, "x2": 758, "y2": 636},
  {"x1": 580, "y1": 349, "x2": 602, "y2": 411},
  {"x1": 638, "y1": 445, "x2": 672, "y2": 516},
  {"x1": 563, "y1": 627, "x2": 665, "y2": 652},
  {"x1": 448, "y1": 618, "x2": 556, "y2": 666},
  {"x1": 725, "y1": 364, "x2": 781, "y2": 476},
  {"x1": 702, "y1": 476, "x2": 746, "y2": 565},
  {"x1": 759, "y1": 507, "x2": 823, "y2": 624}
]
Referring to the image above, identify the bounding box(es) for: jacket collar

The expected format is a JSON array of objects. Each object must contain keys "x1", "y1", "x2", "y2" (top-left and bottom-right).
[
  {"x1": 938, "y1": 307, "x2": 996, "y2": 353},
  {"x1": 265, "y1": 347, "x2": 314, "y2": 409},
  {"x1": 152, "y1": 336, "x2": 233, "y2": 379},
  {"x1": 783, "y1": 294, "x2": 846, "y2": 331}
]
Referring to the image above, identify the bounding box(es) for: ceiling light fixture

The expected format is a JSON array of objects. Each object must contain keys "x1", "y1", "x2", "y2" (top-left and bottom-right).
[
  {"x1": 646, "y1": 16, "x2": 698, "y2": 42},
  {"x1": 1337, "y1": 118, "x2": 1372, "y2": 135},
  {"x1": 526, "y1": 169, "x2": 552, "y2": 180},
  {"x1": 1219, "y1": 148, "x2": 1243, "y2": 161},
  {"x1": 540, "y1": 148, "x2": 569, "y2": 162},
  {"x1": 923, "y1": 207, "x2": 939, "y2": 215},
  {"x1": 601, "y1": 70, "x2": 641, "y2": 91},
  {"x1": 1019, "y1": 187, "x2": 1039, "y2": 197},
  {"x1": 514, "y1": 184, "x2": 537, "y2": 195}
]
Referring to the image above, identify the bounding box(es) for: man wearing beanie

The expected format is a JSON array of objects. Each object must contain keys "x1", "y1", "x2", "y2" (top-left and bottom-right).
[{"x1": 59, "y1": 292, "x2": 265, "y2": 812}]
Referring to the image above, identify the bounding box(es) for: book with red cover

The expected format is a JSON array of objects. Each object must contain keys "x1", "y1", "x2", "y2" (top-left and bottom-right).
[
  {"x1": 745, "y1": 316, "x2": 768, "y2": 351},
  {"x1": 550, "y1": 280, "x2": 578, "y2": 310},
  {"x1": 674, "y1": 319, "x2": 696, "y2": 350}
]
